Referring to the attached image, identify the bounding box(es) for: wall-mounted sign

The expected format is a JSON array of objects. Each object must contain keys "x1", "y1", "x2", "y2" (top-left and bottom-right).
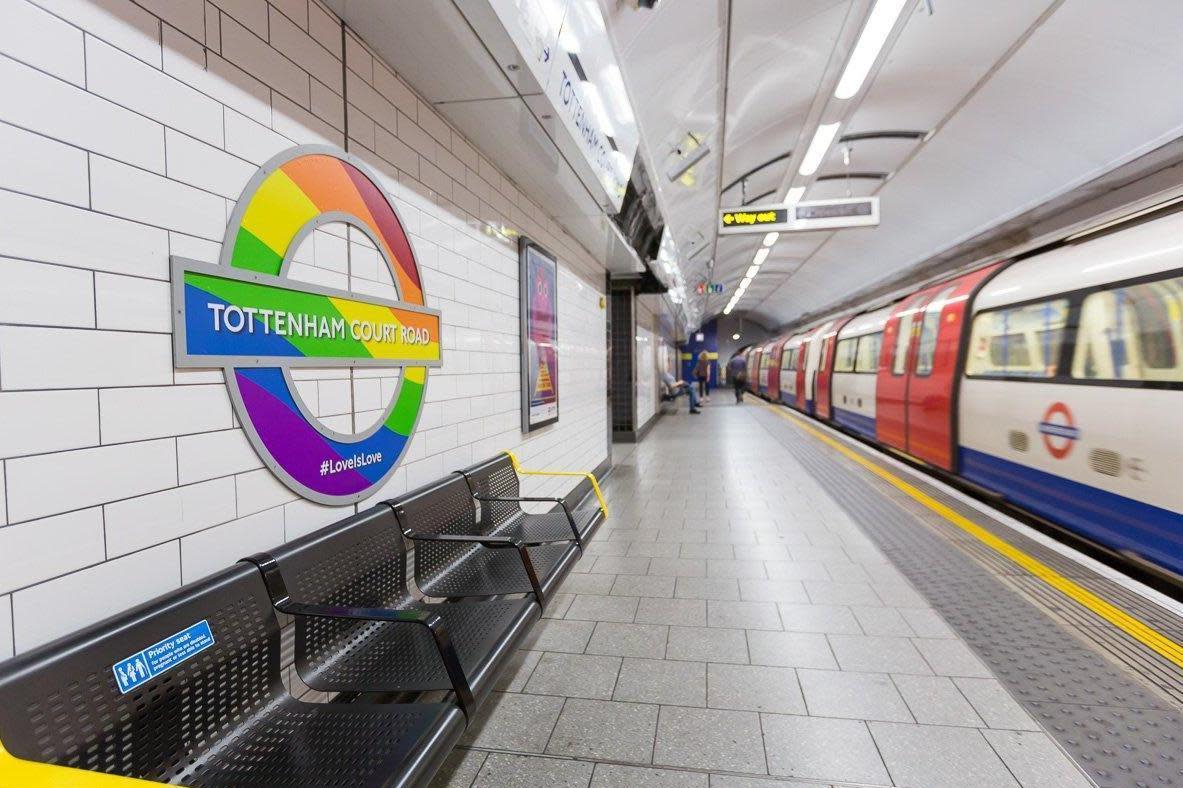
[
  {"x1": 520, "y1": 238, "x2": 559, "y2": 431},
  {"x1": 695, "y1": 283, "x2": 725, "y2": 295},
  {"x1": 719, "y1": 197, "x2": 880, "y2": 235},
  {"x1": 172, "y1": 146, "x2": 440, "y2": 504}
]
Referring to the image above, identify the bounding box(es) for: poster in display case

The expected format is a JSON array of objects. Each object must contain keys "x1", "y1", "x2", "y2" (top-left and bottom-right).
[{"x1": 520, "y1": 238, "x2": 559, "y2": 431}]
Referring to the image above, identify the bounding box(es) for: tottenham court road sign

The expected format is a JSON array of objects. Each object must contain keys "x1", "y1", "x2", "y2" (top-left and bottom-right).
[{"x1": 171, "y1": 146, "x2": 441, "y2": 504}]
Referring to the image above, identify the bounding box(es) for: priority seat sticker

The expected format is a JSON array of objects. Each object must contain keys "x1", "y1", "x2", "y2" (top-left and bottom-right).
[{"x1": 112, "y1": 620, "x2": 215, "y2": 694}]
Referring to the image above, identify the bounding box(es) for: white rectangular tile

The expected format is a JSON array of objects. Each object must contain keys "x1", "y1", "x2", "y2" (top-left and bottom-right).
[
  {"x1": 0, "y1": 390, "x2": 100, "y2": 459},
  {"x1": 0, "y1": 257, "x2": 94, "y2": 327},
  {"x1": 0, "y1": 326, "x2": 173, "y2": 390},
  {"x1": 104, "y1": 477, "x2": 237, "y2": 557},
  {"x1": 180, "y1": 506, "x2": 284, "y2": 583},
  {"x1": 0, "y1": 507, "x2": 105, "y2": 594}
]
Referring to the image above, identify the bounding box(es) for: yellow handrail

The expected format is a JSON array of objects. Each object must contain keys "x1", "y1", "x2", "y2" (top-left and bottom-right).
[
  {"x1": 0, "y1": 741, "x2": 159, "y2": 786},
  {"x1": 505, "y1": 451, "x2": 609, "y2": 519}
]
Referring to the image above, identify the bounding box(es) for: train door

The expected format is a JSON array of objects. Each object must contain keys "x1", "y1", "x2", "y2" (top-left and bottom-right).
[
  {"x1": 766, "y1": 337, "x2": 787, "y2": 400},
  {"x1": 815, "y1": 316, "x2": 852, "y2": 421},
  {"x1": 779, "y1": 337, "x2": 802, "y2": 405},
  {"x1": 905, "y1": 266, "x2": 999, "y2": 469},
  {"x1": 878, "y1": 293, "x2": 932, "y2": 451},
  {"x1": 794, "y1": 331, "x2": 813, "y2": 410},
  {"x1": 750, "y1": 347, "x2": 763, "y2": 392},
  {"x1": 804, "y1": 321, "x2": 836, "y2": 416}
]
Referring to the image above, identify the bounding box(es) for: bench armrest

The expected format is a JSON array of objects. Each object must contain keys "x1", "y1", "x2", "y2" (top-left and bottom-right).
[
  {"x1": 0, "y1": 742, "x2": 158, "y2": 786},
  {"x1": 401, "y1": 532, "x2": 545, "y2": 606},
  {"x1": 276, "y1": 600, "x2": 476, "y2": 718},
  {"x1": 505, "y1": 450, "x2": 609, "y2": 519}
]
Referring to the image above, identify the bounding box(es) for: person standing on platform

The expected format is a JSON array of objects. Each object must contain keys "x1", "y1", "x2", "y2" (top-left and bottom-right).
[
  {"x1": 694, "y1": 351, "x2": 711, "y2": 403},
  {"x1": 728, "y1": 352, "x2": 747, "y2": 404}
]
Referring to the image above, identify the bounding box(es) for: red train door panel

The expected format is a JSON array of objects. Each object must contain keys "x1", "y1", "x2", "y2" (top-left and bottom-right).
[
  {"x1": 767, "y1": 337, "x2": 787, "y2": 399},
  {"x1": 904, "y1": 265, "x2": 999, "y2": 470},
  {"x1": 815, "y1": 316, "x2": 852, "y2": 421},
  {"x1": 795, "y1": 335, "x2": 809, "y2": 410},
  {"x1": 750, "y1": 348, "x2": 763, "y2": 392},
  {"x1": 877, "y1": 294, "x2": 928, "y2": 451}
]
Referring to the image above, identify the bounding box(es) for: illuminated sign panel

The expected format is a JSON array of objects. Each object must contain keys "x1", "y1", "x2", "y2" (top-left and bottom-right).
[{"x1": 719, "y1": 198, "x2": 880, "y2": 235}]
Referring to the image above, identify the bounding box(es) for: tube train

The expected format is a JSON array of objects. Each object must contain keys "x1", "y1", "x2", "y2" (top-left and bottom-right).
[{"x1": 741, "y1": 208, "x2": 1183, "y2": 579}]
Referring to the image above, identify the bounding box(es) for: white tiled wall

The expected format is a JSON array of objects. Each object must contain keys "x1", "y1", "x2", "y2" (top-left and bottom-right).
[{"x1": 0, "y1": 0, "x2": 610, "y2": 657}]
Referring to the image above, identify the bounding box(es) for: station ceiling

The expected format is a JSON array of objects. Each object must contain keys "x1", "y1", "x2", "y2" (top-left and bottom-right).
[{"x1": 604, "y1": 0, "x2": 1183, "y2": 329}]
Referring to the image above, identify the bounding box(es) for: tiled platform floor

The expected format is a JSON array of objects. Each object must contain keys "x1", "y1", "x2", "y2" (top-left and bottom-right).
[{"x1": 431, "y1": 396, "x2": 1094, "y2": 788}]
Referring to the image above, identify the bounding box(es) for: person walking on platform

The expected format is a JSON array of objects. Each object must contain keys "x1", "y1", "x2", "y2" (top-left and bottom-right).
[
  {"x1": 694, "y1": 351, "x2": 711, "y2": 403},
  {"x1": 727, "y1": 352, "x2": 747, "y2": 404}
]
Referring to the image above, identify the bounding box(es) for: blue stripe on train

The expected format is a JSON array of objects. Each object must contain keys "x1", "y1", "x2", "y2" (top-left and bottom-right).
[
  {"x1": 832, "y1": 407, "x2": 876, "y2": 440},
  {"x1": 959, "y1": 447, "x2": 1183, "y2": 577}
]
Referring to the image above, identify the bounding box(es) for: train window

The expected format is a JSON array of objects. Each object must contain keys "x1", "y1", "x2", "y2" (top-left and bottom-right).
[
  {"x1": 1072, "y1": 275, "x2": 1183, "y2": 382},
  {"x1": 855, "y1": 332, "x2": 882, "y2": 373},
  {"x1": 914, "y1": 287, "x2": 956, "y2": 376},
  {"x1": 892, "y1": 309, "x2": 916, "y2": 375},
  {"x1": 965, "y1": 299, "x2": 1068, "y2": 378},
  {"x1": 834, "y1": 338, "x2": 857, "y2": 372}
]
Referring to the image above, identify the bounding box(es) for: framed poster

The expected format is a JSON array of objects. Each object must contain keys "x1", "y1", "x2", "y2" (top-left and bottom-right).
[{"x1": 520, "y1": 237, "x2": 559, "y2": 431}]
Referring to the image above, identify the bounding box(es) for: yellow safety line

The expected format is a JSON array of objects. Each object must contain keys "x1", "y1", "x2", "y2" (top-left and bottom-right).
[
  {"x1": 505, "y1": 451, "x2": 609, "y2": 519},
  {"x1": 0, "y1": 741, "x2": 159, "y2": 786},
  {"x1": 760, "y1": 400, "x2": 1183, "y2": 669}
]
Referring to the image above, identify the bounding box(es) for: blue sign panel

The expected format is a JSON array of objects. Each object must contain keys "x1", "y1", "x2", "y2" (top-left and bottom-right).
[{"x1": 112, "y1": 620, "x2": 215, "y2": 694}]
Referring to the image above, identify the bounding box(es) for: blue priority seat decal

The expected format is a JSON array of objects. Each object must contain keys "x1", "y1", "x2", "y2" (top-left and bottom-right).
[{"x1": 112, "y1": 620, "x2": 216, "y2": 694}]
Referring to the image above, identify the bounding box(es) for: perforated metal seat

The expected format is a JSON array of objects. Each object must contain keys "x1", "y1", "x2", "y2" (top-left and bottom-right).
[
  {"x1": 247, "y1": 506, "x2": 539, "y2": 714},
  {"x1": 390, "y1": 474, "x2": 580, "y2": 607},
  {"x1": 0, "y1": 563, "x2": 464, "y2": 788},
  {"x1": 459, "y1": 454, "x2": 604, "y2": 547}
]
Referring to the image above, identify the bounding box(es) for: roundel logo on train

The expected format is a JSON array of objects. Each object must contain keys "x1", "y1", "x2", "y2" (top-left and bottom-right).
[{"x1": 1038, "y1": 401, "x2": 1079, "y2": 460}]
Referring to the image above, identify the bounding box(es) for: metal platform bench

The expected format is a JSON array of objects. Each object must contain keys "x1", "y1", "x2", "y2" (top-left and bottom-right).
[
  {"x1": 244, "y1": 505, "x2": 540, "y2": 718},
  {"x1": 0, "y1": 562, "x2": 463, "y2": 788},
  {"x1": 391, "y1": 473, "x2": 580, "y2": 608},
  {"x1": 458, "y1": 451, "x2": 609, "y2": 551}
]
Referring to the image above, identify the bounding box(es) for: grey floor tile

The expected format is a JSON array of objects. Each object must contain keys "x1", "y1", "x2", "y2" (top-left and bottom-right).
[
  {"x1": 708, "y1": 777, "x2": 816, "y2": 788},
  {"x1": 777, "y1": 603, "x2": 862, "y2": 634},
  {"x1": 472, "y1": 753, "x2": 592, "y2": 788},
  {"x1": 429, "y1": 749, "x2": 487, "y2": 788},
  {"x1": 762, "y1": 560, "x2": 832, "y2": 582},
  {"x1": 590, "y1": 763, "x2": 708, "y2": 788},
  {"x1": 912, "y1": 637, "x2": 993, "y2": 677},
  {"x1": 666, "y1": 625, "x2": 749, "y2": 664},
  {"x1": 821, "y1": 561, "x2": 871, "y2": 583},
  {"x1": 707, "y1": 559, "x2": 768, "y2": 579},
  {"x1": 708, "y1": 530, "x2": 758, "y2": 545},
  {"x1": 893, "y1": 673, "x2": 984, "y2": 727},
  {"x1": 654, "y1": 706, "x2": 766, "y2": 774},
  {"x1": 871, "y1": 581, "x2": 928, "y2": 607},
  {"x1": 746, "y1": 630, "x2": 837, "y2": 669},
  {"x1": 954, "y1": 677, "x2": 1041, "y2": 730},
  {"x1": 544, "y1": 593, "x2": 576, "y2": 619},
  {"x1": 586, "y1": 541, "x2": 632, "y2": 557},
  {"x1": 461, "y1": 692, "x2": 565, "y2": 752},
  {"x1": 675, "y1": 577, "x2": 740, "y2": 601},
  {"x1": 870, "y1": 722, "x2": 1019, "y2": 788},
  {"x1": 899, "y1": 606, "x2": 957, "y2": 638},
  {"x1": 707, "y1": 600, "x2": 782, "y2": 630},
  {"x1": 523, "y1": 618, "x2": 596, "y2": 653},
  {"x1": 565, "y1": 594, "x2": 640, "y2": 623},
  {"x1": 586, "y1": 622, "x2": 668, "y2": 659},
  {"x1": 736, "y1": 579, "x2": 808, "y2": 604},
  {"x1": 851, "y1": 606, "x2": 914, "y2": 637},
  {"x1": 561, "y1": 573, "x2": 618, "y2": 595},
  {"x1": 761, "y1": 713, "x2": 890, "y2": 784},
  {"x1": 707, "y1": 663, "x2": 805, "y2": 714},
  {"x1": 659, "y1": 529, "x2": 707, "y2": 544},
  {"x1": 611, "y1": 575, "x2": 677, "y2": 598},
  {"x1": 547, "y1": 698, "x2": 659, "y2": 764},
  {"x1": 982, "y1": 729, "x2": 1094, "y2": 788},
  {"x1": 679, "y1": 542, "x2": 735, "y2": 560},
  {"x1": 648, "y1": 557, "x2": 708, "y2": 578},
  {"x1": 495, "y1": 649, "x2": 542, "y2": 692},
  {"x1": 590, "y1": 557, "x2": 652, "y2": 576},
  {"x1": 732, "y1": 544, "x2": 792, "y2": 562},
  {"x1": 803, "y1": 580, "x2": 881, "y2": 606},
  {"x1": 524, "y1": 652, "x2": 622, "y2": 699},
  {"x1": 790, "y1": 546, "x2": 853, "y2": 563},
  {"x1": 635, "y1": 597, "x2": 708, "y2": 627},
  {"x1": 628, "y1": 542, "x2": 683, "y2": 559},
  {"x1": 614, "y1": 657, "x2": 706, "y2": 707},
  {"x1": 827, "y1": 634, "x2": 932, "y2": 674},
  {"x1": 797, "y1": 669, "x2": 913, "y2": 722}
]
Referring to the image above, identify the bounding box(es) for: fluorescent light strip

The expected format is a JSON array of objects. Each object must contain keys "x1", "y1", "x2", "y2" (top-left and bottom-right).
[
  {"x1": 753, "y1": 248, "x2": 769, "y2": 266},
  {"x1": 834, "y1": 0, "x2": 910, "y2": 100},
  {"x1": 798, "y1": 122, "x2": 841, "y2": 177},
  {"x1": 745, "y1": 265, "x2": 758, "y2": 278},
  {"x1": 762, "y1": 232, "x2": 779, "y2": 247},
  {"x1": 783, "y1": 185, "x2": 806, "y2": 204}
]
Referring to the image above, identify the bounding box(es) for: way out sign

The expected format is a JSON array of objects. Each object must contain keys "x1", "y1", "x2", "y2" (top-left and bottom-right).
[{"x1": 719, "y1": 197, "x2": 880, "y2": 235}]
